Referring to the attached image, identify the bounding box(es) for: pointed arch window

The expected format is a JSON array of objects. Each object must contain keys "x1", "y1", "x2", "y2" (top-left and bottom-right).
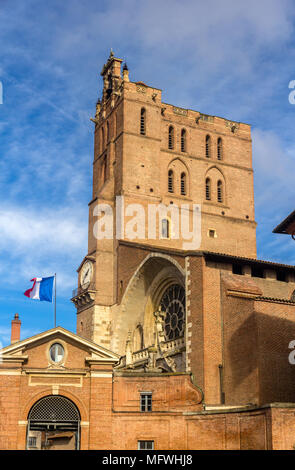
[
  {"x1": 168, "y1": 169, "x2": 174, "y2": 193},
  {"x1": 140, "y1": 108, "x2": 146, "y2": 135},
  {"x1": 217, "y1": 180, "x2": 223, "y2": 203},
  {"x1": 205, "y1": 178, "x2": 211, "y2": 200},
  {"x1": 180, "y1": 172, "x2": 187, "y2": 196},
  {"x1": 133, "y1": 325, "x2": 144, "y2": 352},
  {"x1": 161, "y1": 218, "x2": 170, "y2": 239},
  {"x1": 217, "y1": 137, "x2": 223, "y2": 160},
  {"x1": 181, "y1": 129, "x2": 186, "y2": 152},
  {"x1": 168, "y1": 126, "x2": 174, "y2": 150},
  {"x1": 205, "y1": 135, "x2": 211, "y2": 158}
]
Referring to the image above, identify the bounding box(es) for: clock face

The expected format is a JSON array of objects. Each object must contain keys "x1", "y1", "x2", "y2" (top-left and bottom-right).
[{"x1": 80, "y1": 261, "x2": 93, "y2": 288}]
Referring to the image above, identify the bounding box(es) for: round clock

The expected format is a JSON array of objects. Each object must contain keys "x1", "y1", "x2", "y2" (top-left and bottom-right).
[{"x1": 80, "y1": 260, "x2": 93, "y2": 289}]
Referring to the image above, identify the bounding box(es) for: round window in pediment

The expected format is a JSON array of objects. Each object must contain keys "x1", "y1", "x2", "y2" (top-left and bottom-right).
[
  {"x1": 49, "y1": 343, "x2": 65, "y2": 363},
  {"x1": 160, "y1": 284, "x2": 185, "y2": 341}
]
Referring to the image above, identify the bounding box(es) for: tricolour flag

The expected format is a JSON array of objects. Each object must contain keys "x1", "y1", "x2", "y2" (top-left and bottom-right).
[{"x1": 24, "y1": 276, "x2": 55, "y2": 302}]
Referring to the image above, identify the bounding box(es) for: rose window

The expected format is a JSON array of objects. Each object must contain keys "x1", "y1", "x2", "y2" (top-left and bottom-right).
[{"x1": 160, "y1": 284, "x2": 185, "y2": 340}]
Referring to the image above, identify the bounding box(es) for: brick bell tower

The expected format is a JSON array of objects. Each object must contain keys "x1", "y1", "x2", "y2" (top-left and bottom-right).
[{"x1": 72, "y1": 51, "x2": 257, "y2": 351}]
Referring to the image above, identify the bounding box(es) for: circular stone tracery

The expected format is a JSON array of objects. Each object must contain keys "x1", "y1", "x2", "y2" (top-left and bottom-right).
[{"x1": 160, "y1": 284, "x2": 185, "y2": 340}]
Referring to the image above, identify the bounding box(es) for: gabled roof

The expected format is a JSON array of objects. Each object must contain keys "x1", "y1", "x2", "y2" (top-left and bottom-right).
[{"x1": 0, "y1": 326, "x2": 120, "y2": 362}]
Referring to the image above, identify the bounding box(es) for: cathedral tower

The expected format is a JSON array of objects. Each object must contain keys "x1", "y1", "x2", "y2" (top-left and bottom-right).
[{"x1": 72, "y1": 52, "x2": 257, "y2": 355}]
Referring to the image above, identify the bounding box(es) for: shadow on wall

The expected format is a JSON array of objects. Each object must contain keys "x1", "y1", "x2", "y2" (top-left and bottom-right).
[{"x1": 227, "y1": 308, "x2": 295, "y2": 405}]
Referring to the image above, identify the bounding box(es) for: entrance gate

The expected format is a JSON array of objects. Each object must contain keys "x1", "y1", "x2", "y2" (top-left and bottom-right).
[{"x1": 26, "y1": 395, "x2": 81, "y2": 450}]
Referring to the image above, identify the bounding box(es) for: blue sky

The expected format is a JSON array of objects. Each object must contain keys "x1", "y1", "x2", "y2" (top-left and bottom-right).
[{"x1": 1, "y1": 0, "x2": 295, "y2": 346}]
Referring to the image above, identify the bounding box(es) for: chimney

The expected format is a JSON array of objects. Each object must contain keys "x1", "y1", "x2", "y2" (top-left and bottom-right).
[{"x1": 11, "y1": 313, "x2": 21, "y2": 344}]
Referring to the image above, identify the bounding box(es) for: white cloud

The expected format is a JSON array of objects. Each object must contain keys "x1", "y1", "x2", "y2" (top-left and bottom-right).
[
  {"x1": 0, "y1": 206, "x2": 87, "y2": 290},
  {"x1": 253, "y1": 128, "x2": 295, "y2": 215}
]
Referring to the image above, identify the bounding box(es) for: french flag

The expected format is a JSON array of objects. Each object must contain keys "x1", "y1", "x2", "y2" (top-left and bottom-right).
[{"x1": 24, "y1": 276, "x2": 55, "y2": 302}]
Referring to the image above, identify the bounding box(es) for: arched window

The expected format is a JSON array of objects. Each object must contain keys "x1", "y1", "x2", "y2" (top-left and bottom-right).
[
  {"x1": 140, "y1": 108, "x2": 146, "y2": 135},
  {"x1": 217, "y1": 180, "x2": 223, "y2": 203},
  {"x1": 205, "y1": 135, "x2": 211, "y2": 158},
  {"x1": 27, "y1": 396, "x2": 81, "y2": 450},
  {"x1": 205, "y1": 178, "x2": 211, "y2": 200},
  {"x1": 217, "y1": 137, "x2": 223, "y2": 160},
  {"x1": 181, "y1": 129, "x2": 186, "y2": 152},
  {"x1": 133, "y1": 325, "x2": 144, "y2": 351},
  {"x1": 181, "y1": 172, "x2": 187, "y2": 196},
  {"x1": 161, "y1": 218, "x2": 170, "y2": 239},
  {"x1": 168, "y1": 170, "x2": 174, "y2": 193},
  {"x1": 168, "y1": 126, "x2": 174, "y2": 150}
]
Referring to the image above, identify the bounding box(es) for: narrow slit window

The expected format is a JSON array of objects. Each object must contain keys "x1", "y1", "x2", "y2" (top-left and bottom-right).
[
  {"x1": 168, "y1": 170, "x2": 174, "y2": 193},
  {"x1": 101, "y1": 127, "x2": 105, "y2": 152},
  {"x1": 181, "y1": 172, "x2": 186, "y2": 195},
  {"x1": 205, "y1": 178, "x2": 211, "y2": 200},
  {"x1": 168, "y1": 126, "x2": 174, "y2": 150},
  {"x1": 181, "y1": 129, "x2": 186, "y2": 152},
  {"x1": 140, "y1": 108, "x2": 146, "y2": 135},
  {"x1": 206, "y1": 135, "x2": 211, "y2": 158},
  {"x1": 217, "y1": 180, "x2": 223, "y2": 203},
  {"x1": 217, "y1": 137, "x2": 223, "y2": 160},
  {"x1": 208, "y1": 229, "x2": 216, "y2": 238},
  {"x1": 102, "y1": 156, "x2": 107, "y2": 184},
  {"x1": 114, "y1": 114, "x2": 117, "y2": 137},
  {"x1": 106, "y1": 121, "x2": 110, "y2": 143}
]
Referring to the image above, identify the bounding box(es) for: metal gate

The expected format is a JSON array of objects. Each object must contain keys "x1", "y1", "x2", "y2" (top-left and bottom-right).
[{"x1": 27, "y1": 395, "x2": 80, "y2": 450}]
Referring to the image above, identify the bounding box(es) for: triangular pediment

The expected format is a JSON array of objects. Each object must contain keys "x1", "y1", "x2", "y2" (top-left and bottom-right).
[{"x1": 0, "y1": 326, "x2": 120, "y2": 362}]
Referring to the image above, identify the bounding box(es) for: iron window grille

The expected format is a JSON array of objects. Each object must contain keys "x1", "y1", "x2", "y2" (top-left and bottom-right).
[
  {"x1": 138, "y1": 440, "x2": 154, "y2": 450},
  {"x1": 168, "y1": 170, "x2": 174, "y2": 193},
  {"x1": 140, "y1": 108, "x2": 146, "y2": 135},
  {"x1": 181, "y1": 129, "x2": 186, "y2": 152},
  {"x1": 217, "y1": 180, "x2": 223, "y2": 203},
  {"x1": 181, "y1": 172, "x2": 186, "y2": 195},
  {"x1": 217, "y1": 137, "x2": 223, "y2": 160},
  {"x1": 29, "y1": 396, "x2": 80, "y2": 423},
  {"x1": 205, "y1": 178, "x2": 211, "y2": 200}
]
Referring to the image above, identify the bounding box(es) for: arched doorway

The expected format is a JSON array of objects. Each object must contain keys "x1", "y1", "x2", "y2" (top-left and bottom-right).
[{"x1": 26, "y1": 395, "x2": 80, "y2": 450}]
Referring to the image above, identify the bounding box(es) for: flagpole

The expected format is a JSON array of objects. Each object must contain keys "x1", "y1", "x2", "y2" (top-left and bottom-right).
[{"x1": 54, "y1": 273, "x2": 56, "y2": 328}]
